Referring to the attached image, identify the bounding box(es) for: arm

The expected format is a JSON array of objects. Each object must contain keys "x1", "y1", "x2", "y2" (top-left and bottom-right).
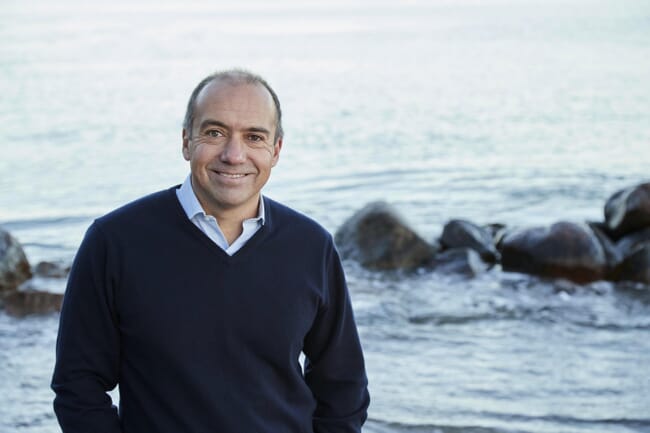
[
  {"x1": 303, "y1": 240, "x2": 370, "y2": 433},
  {"x1": 51, "y1": 223, "x2": 122, "y2": 433}
]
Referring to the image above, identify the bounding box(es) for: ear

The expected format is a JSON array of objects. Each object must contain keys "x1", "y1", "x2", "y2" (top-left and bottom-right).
[
  {"x1": 182, "y1": 128, "x2": 191, "y2": 161},
  {"x1": 271, "y1": 137, "x2": 283, "y2": 167}
]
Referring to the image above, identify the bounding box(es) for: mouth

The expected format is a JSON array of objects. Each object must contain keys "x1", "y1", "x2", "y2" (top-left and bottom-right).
[{"x1": 213, "y1": 171, "x2": 249, "y2": 179}]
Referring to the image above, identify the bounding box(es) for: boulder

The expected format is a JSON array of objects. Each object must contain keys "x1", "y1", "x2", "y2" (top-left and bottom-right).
[
  {"x1": 431, "y1": 248, "x2": 487, "y2": 277},
  {"x1": 3, "y1": 289, "x2": 64, "y2": 317},
  {"x1": 604, "y1": 182, "x2": 650, "y2": 238},
  {"x1": 588, "y1": 222, "x2": 623, "y2": 276},
  {"x1": 335, "y1": 201, "x2": 436, "y2": 270},
  {"x1": 588, "y1": 221, "x2": 616, "y2": 241},
  {"x1": 616, "y1": 227, "x2": 650, "y2": 258},
  {"x1": 34, "y1": 261, "x2": 70, "y2": 278},
  {"x1": 501, "y1": 221, "x2": 607, "y2": 283},
  {"x1": 615, "y1": 244, "x2": 650, "y2": 284},
  {"x1": 0, "y1": 227, "x2": 32, "y2": 294},
  {"x1": 440, "y1": 219, "x2": 500, "y2": 263},
  {"x1": 485, "y1": 223, "x2": 508, "y2": 250}
]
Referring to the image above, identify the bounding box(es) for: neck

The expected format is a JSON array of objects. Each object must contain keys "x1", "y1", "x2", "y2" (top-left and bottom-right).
[
  {"x1": 214, "y1": 209, "x2": 255, "y2": 245},
  {"x1": 204, "y1": 196, "x2": 261, "y2": 245}
]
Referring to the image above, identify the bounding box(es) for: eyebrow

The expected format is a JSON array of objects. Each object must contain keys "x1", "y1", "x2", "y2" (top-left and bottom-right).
[
  {"x1": 246, "y1": 127, "x2": 272, "y2": 135},
  {"x1": 199, "y1": 119, "x2": 271, "y2": 136},
  {"x1": 198, "y1": 119, "x2": 229, "y2": 131}
]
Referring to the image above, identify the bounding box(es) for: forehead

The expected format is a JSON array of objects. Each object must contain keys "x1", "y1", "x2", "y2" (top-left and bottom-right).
[{"x1": 194, "y1": 79, "x2": 276, "y2": 128}]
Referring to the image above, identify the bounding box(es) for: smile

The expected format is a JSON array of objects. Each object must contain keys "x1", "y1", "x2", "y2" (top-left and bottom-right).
[{"x1": 216, "y1": 172, "x2": 247, "y2": 178}]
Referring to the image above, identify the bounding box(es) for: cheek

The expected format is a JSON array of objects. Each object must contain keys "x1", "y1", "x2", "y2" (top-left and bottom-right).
[
  {"x1": 254, "y1": 158, "x2": 275, "y2": 174},
  {"x1": 190, "y1": 146, "x2": 218, "y2": 166}
]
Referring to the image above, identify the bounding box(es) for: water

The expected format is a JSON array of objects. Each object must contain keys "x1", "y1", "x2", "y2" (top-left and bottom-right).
[{"x1": 1, "y1": 0, "x2": 650, "y2": 431}]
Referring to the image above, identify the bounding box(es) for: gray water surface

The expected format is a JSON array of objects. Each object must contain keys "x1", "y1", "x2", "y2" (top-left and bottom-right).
[{"x1": 1, "y1": 0, "x2": 650, "y2": 432}]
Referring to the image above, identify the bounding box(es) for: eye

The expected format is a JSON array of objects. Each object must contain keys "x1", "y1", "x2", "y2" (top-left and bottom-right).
[
  {"x1": 247, "y1": 134, "x2": 264, "y2": 142},
  {"x1": 206, "y1": 130, "x2": 223, "y2": 138}
]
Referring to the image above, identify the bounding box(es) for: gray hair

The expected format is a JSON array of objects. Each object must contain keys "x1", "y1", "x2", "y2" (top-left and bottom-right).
[{"x1": 183, "y1": 68, "x2": 284, "y2": 142}]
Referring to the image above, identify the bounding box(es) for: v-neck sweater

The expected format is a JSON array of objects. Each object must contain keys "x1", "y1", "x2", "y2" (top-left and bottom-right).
[{"x1": 52, "y1": 186, "x2": 369, "y2": 433}]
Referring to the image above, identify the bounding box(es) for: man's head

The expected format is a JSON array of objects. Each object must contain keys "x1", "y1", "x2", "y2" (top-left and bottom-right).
[
  {"x1": 183, "y1": 69, "x2": 283, "y2": 142},
  {"x1": 181, "y1": 69, "x2": 284, "y2": 220}
]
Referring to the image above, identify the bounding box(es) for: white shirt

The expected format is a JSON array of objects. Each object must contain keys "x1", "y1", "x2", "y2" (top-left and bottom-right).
[{"x1": 175, "y1": 175, "x2": 265, "y2": 255}]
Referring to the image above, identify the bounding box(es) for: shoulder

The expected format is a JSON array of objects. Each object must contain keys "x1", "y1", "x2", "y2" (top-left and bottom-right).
[
  {"x1": 94, "y1": 186, "x2": 180, "y2": 232},
  {"x1": 264, "y1": 196, "x2": 334, "y2": 246}
]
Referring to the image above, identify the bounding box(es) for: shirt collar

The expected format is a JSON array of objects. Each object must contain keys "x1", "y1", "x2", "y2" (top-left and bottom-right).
[{"x1": 177, "y1": 175, "x2": 265, "y2": 224}]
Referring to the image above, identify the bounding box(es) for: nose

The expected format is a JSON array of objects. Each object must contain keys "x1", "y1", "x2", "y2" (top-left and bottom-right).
[{"x1": 219, "y1": 135, "x2": 246, "y2": 164}]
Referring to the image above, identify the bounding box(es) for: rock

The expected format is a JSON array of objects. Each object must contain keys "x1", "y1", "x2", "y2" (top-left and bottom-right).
[
  {"x1": 615, "y1": 227, "x2": 650, "y2": 258},
  {"x1": 431, "y1": 248, "x2": 488, "y2": 277},
  {"x1": 604, "y1": 182, "x2": 650, "y2": 238},
  {"x1": 501, "y1": 221, "x2": 607, "y2": 283},
  {"x1": 615, "y1": 244, "x2": 650, "y2": 284},
  {"x1": 485, "y1": 223, "x2": 508, "y2": 250},
  {"x1": 3, "y1": 289, "x2": 64, "y2": 317},
  {"x1": 588, "y1": 222, "x2": 623, "y2": 276},
  {"x1": 440, "y1": 219, "x2": 500, "y2": 263},
  {"x1": 335, "y1": 201, "x2": 437, "y2": 270},
  {"x1": 34, "y1": 261, "x2": 70, "y2": 278},
  {"x1": 588, "y1": 221, "x2": 616, "y2": 240},
  {"x1": 0, "y1": 227, "x2": 32, "y2": 294}
]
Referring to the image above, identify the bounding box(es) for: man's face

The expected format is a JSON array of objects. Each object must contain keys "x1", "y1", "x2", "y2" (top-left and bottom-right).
[{"x1": 182, "y1": 80, "x2": 282, "y2": 219}]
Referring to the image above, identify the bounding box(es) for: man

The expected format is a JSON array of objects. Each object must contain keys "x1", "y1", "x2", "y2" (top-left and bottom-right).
[{"x1": 52, "y1": 69, "x2": 370, "y2": 432}]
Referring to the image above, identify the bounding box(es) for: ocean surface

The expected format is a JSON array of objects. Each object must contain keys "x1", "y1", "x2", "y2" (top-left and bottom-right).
[{"x1": 1, "y1": 0, "x2": 650, "y2": 432}]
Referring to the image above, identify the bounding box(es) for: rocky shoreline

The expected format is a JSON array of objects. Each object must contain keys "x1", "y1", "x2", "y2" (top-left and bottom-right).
[
  {"x1": 2, "y1": 181, "x2": 649, "y2": 317},
  {"x1": 0, "y1": 230, "x2": 68, "y2": 317},
  {"x1": 335, "y1": 181, "x2": 650, "y2": 283}
]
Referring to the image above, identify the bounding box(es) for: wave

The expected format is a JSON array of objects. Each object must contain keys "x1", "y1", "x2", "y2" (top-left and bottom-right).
[
  {"x1": 365, "y1": 419, "x2": 517, "y2": 433},
  {"x1": 365, "y1": 414, "x2": 650, "y2": 433},
  {"x1": 408, "y1": 312, "x2": 504, "y2": 326},
  {"x1": 0, "y1": 215, "x2": 92, "y2": 230},
  {"x1": 407, "y1": 310, "x2": 650, "y2": 330},
  {"x1": 483, "y1": 411, "x2": 650, "y2": 428},
  {"x1": 385, "y1": 272, "x2": 650, "y2": 331},
  {"x1": 20, "y1": 242, "x2": 68, "y2": 250}
]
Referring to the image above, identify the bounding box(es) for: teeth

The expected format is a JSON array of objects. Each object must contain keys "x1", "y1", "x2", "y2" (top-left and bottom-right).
[{"x1": 219, "y1": 172, "x2": 245, "y2": 178}]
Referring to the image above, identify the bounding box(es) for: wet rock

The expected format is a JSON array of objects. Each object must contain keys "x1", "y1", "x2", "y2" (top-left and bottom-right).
[
  {"x1": 604, "y1": 182, "x2": 650, "y2": 238},
  {"x1": 616, "y1": 227, "x2": 650, "y2": 258},
  {"x1": 431, "y1": 248, "x2": 488, "y2": 277},
  {"x1": 615, "y1": 244, "x2": 650, "y2": 284},
  {"x1": 440, "y1": 219, "x2": 500, "y2": 263},
  {"x1": 0, "y1": 227, "x2": 32, "y2": 294},
  {"x1": 588, "y1": 223, "x2": 623, "y2": 276},
  {"x1": 34, "y1": 261, "x2": 70, "y2": 278},
  {"x1": 335, "y1": 201, "x2": 437, "y2": 270},
  {"x1": 3, "y1": 288, "x2": 64, "y2": 317},
  {"x1": 501, "y1": 221, "x2": 607, "y2": 283},
  {"x1": 485, "y1": 223, "x2": 509, "y2": 250},
  {"x1": 588, "y1": 221, "x2": 616, "y2": 240}
]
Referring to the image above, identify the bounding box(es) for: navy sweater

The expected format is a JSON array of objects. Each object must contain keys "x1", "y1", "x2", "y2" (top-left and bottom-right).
[{"x1": 52, "y1": 187, "x2": 369, "y2": 433}]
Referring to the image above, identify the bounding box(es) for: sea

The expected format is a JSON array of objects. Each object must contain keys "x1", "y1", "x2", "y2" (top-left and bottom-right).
[{"x1": 1, "y1": 0, "x2": 649, "y2": 432}]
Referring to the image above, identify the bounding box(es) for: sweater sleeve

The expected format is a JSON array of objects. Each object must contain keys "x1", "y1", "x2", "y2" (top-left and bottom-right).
[
  {"x1": 303, "y1": 239, "x2": 370, "y2": 433},
  {"x1": 51, "y1": 222, "x2": 123, "y2": 433}
]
